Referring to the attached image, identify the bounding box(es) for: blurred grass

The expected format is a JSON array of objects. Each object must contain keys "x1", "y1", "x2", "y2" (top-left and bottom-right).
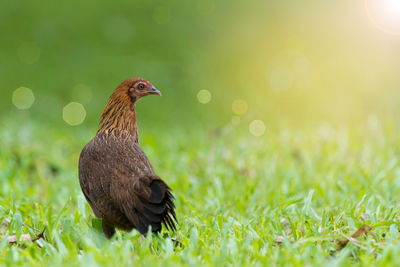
[
  {"x1": 1, "y1": 117, "x2": 400, "y2": 265},
  {"x1": 1, "y1": 0, "x2": 400, "y2": 127}
]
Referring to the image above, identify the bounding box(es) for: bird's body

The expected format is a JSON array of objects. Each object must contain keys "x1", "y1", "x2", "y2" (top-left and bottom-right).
[{"x1": 78, "y1": 78, "x2": 176, "y2": 238}]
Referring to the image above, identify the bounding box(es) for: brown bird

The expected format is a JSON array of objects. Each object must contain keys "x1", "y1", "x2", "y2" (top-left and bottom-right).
[{"x1": 78, "y1": 77, "x2": 177, "y2": 239}]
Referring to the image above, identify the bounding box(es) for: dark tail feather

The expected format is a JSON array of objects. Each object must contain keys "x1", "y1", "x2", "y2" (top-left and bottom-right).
[
  {"x1": 134, "y1": 177, "x2": 177, "y2": 234},
  {"x1": 149, "y1": 180, "x2": 166, "y2": 203}
]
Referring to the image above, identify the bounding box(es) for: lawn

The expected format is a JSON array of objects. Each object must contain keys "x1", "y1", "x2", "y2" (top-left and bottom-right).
[
  {"x1": 1, "y1": 116, "x2": 399, "y2": 266},
  {"x1": 2, "y1": 0, "x2": 400, "y2": 265}
]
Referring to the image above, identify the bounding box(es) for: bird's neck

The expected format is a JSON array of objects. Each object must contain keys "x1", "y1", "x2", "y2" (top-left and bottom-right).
[{"x1": 98, "y1": 97, "x2": 139, "y2": 143}]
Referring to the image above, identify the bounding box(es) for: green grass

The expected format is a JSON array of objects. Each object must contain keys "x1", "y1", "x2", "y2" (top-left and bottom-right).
[{"x1": 1, "y1": 118, "x2": 400, "y2": 266}]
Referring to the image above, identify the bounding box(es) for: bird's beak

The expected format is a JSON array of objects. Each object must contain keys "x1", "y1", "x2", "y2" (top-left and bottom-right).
[{"x1": 148, "y1": 86, "x2": 162, "y2": 96}]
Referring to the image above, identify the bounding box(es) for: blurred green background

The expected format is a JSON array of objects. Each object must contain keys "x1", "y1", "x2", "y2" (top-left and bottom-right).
[
  {"x1": 1, "y1": 0, "x2": 400, "y2": 129},
  {"x1": 2, "y1": 1, "x2": 400, "y2": 264}
]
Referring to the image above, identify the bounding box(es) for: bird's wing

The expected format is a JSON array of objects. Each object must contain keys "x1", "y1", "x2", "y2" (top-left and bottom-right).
[
  {"x1": 111, "y1": 174, "x2": 177, "y2": 234},
  {"x1": 79, "y1": 139, "x2": 120, "y2": 221},
  {"x1": 79, "y1": 132, "x2": 177, "y2": 234}
]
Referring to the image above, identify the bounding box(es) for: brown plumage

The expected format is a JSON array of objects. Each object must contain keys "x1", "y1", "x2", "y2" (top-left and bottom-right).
[{"x1": 78, "y1": 77, "x2": 177, "y2": 238}]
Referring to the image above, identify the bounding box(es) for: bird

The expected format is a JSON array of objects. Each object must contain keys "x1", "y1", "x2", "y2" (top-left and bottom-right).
[{"x1": 78, "y1": 77, "x2": 177, "y2": 239}]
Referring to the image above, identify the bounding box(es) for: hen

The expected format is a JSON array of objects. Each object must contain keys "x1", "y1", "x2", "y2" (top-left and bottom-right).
[{"x1": 78, "y1": 77, "x2": 177, "y2": 238}]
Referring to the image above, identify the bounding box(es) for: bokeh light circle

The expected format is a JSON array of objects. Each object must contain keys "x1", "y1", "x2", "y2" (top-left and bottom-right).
[
  {"x1": 197, "y1": 90, "x2": 212, "y2": 104},
  {"x1": 12, "y1": 87, "x2": 35, "y2": 110},
  {"x1": 365, "y1": 0, "x2": 400, "y2": 35},
  {"x1": 63, "y1": 102, "x2": 86, "y2": 126},
  {"x1": 232, "y1": 99, "x2": 248, "y2": 115},
  {"x1": 249, "y1": 120, "x2": 266, "y2": 137},
  {"x1": 269, "y1": 67, "x2": 294, "y2": 91},
  {"x1": 293, "y1": 55, "x2": 311, "y2": 73}
]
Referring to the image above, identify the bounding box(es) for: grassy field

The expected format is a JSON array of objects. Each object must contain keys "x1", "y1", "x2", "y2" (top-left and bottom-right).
[
  {"x1": 2, "y1": 0, "x2": 400, "y2": 265},
  {"x1": 0, "y1": 116, "x2": 399, "y2": 266}
]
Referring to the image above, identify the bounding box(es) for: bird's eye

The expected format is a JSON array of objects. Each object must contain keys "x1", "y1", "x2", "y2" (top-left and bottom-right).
[{"x1": 137, "y1": 83, "x2": 145, "y2": 90}]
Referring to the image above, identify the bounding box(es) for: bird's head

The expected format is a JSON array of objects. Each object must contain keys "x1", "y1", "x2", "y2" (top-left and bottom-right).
[
  {"x1": 116, "y1": 77, "x2": 161, "y2": 102},
  {"x1": 99, "y1": 77, "x2": 161, "y2": 137}
]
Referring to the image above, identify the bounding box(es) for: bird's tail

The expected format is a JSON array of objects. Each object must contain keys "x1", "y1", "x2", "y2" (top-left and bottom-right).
[{"x1": 131, "y1": 176, "x2": 177, "y2": 234}]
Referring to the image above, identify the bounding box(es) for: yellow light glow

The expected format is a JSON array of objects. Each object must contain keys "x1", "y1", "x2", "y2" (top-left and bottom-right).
[
  {"x1": 232, "y1": 99, "x2": 248, "y2": 115},
  {"x1": 249, "y1": 120, "x2": 266, "y2": 137},
  {"x1": 366, "y1": 0, "x2": 400, "y2": 35},
  {"x1": 12, "y1": 87, "x2": 35, "y2": 110},
  {"x1": 293, "y1": 55, "x2": 310, "y2": 73},
  {"x1": 269, "y1": 67, "x2": 294, "y2": 91},
  {"x1": 197, "y1": 90, "x2": 212, "y2": 104},
  {"x1": 63, "y1": 102, "x2": 86, "y2": 126}
]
